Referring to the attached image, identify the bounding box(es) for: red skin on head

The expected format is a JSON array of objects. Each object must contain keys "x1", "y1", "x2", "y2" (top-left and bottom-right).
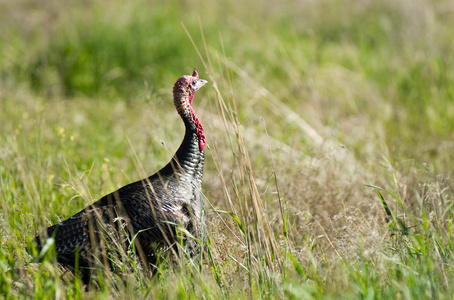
[
  {"x1": 173, "y1": 70, "x2": 206, "y2": 151},
  {"x1": 188, "y1": 70, "x2": 198, "y2": 104}
]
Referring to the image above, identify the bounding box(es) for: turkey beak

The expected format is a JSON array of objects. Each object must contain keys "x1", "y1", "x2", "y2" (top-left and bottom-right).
[{"x1": 195, "y1": 79, "x2": 208, "y2": 91}]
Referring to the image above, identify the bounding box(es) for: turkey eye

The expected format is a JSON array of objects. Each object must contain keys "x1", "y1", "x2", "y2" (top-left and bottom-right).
[{"x1": 192, "y1": 80, "x2": 197, "y2": 86}]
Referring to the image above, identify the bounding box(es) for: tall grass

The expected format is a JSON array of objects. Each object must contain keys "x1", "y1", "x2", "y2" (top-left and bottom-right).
[{"x1": 1, "y1": 0, "x2": 454, "y2": 298}]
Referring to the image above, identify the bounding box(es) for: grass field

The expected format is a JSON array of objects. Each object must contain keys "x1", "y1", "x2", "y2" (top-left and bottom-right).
[{"x1": 1, "y1": 0, "x2": 454, "y2": 298}]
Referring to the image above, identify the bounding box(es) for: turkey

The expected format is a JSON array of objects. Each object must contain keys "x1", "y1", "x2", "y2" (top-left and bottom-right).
[{"x1": 31, "y1": 70, "x2": 208, "y2": 282}]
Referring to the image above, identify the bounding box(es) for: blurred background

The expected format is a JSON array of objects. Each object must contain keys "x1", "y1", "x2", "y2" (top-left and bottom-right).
[
  {"x1": 1, "y1": 0, "x2": 453, "y2": 157},
  {"x1": 1, "y1": 0, "x2": 454, "y2": 297}
]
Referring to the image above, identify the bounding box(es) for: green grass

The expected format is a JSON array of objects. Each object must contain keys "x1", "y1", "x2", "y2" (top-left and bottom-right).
[{"x1": 1, "y1": 0, "x2": 454, "y2": 298}]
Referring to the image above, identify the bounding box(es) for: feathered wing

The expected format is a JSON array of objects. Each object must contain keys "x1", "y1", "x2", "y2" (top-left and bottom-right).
[{"x1": 35, "y1": 171, "x2": 200, "y2": 268}]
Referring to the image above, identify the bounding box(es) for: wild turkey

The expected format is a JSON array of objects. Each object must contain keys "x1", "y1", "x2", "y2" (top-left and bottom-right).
[{"x1": 32, "y1": 70, "x2": 208, "y2": 282}]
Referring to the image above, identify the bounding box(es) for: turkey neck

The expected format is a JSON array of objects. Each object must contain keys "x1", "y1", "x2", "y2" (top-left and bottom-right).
[
  {"x1": 174, "y1": 119, "x2": 205, "y2": 186},
  {"x1": 158, "y1": 86, "x2": 204, "y2": 186}
]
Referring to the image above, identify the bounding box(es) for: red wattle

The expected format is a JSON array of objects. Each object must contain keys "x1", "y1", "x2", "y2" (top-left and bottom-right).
[{"x1": 192, "y1": 109, "x2": 206, "y2": 151}]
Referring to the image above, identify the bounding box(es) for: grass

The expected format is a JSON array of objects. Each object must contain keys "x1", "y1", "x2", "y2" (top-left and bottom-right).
[{"x1": 1, "y1": 0, "x2": 454, "y2": 298}]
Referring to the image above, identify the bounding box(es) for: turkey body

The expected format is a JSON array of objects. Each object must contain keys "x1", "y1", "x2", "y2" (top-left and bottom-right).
[{"x1": 32, "y1": 71, "x2": 208, "y2": 282}]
